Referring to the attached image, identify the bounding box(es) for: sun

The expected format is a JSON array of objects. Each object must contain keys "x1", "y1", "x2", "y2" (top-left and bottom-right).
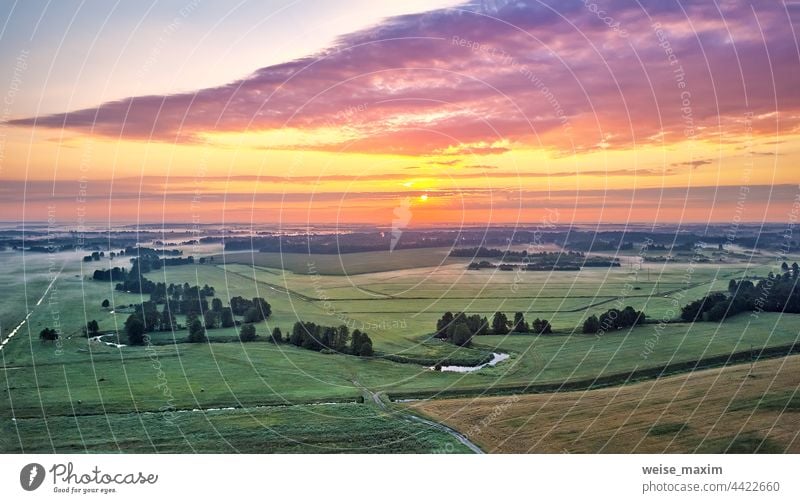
[{"x1": 419, "y1": 194, "x2": 429, "y2": 202}]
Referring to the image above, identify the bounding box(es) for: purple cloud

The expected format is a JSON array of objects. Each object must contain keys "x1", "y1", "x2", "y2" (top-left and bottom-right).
[{"x1": 9, "y1": 0, "x2": 799, "y2": 155}]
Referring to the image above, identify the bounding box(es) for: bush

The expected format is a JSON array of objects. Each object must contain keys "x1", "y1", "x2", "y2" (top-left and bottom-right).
[{"x1": 39, "y1": 327, "x2": 59, "y2": 341}]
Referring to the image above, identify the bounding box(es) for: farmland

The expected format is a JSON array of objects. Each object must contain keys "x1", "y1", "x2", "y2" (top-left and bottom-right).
[
  {"x1": 1, "y1": 241, "x2": 799, "y2": 453},
  {"x1": 406, "y1": 355, "x2": 800, "y2": 453}
]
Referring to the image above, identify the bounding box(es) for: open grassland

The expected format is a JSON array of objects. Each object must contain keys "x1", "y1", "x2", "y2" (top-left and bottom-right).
[
  {"x1": 4, "y1": 313, "x2": 799, "y2": 418},
  {"x1": 217, "y1": 247, "x2": 456, "y2": 275},
  {"x1": 2, "y1": 247, "x2": 798, "y2": 453},
  {"x1": 1, "y1": 402, "x2": 472, "y2": 453},
  {"x1": 406, "y1": 355, "x2": 800, "y2": 453},
  {"x1": 464, "y1": 313, "x2": 800, "y2": 391},
  {"x1": 212, "y1": 257, "x2": 770, "y2": 344}
]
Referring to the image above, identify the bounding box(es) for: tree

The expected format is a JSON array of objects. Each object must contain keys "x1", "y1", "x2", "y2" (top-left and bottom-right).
[
  {"x1": 512, "y1": 312, "x2": 529, "y2": 333},
  {"x1": 474, "y1": 315, "x2": 490, "y2": 335},
  {"x1": 532, "y1": 318, "x2": 552, "y2": 334},
  {"x1": 204, "y1": 309, "x2": 218, "y2": 329},
  {"x1": 271, "y1": 326, "x2": 283, "y2": 343},
  {"x1": 728, "y1": 279, "x2": 738, "y2": 294},
  {"x1": 781, "y1": 262, "x2": 789, "y2": 272},
  {"x1": 124, "y1": 315, "x2": 146, "y2": 345},
  {"x1": 252, "y1": 297, "x2": 272, "y2": 320},
  {"x1": 230, "y1": 296, "x2": 253, "y2": 316},
  {"x1": 351, "y1": 329, "x2": 369, "y2": 355},
  {"x1": 680, "y1": 293, "x2": 726, "y2": 322},
  {"x1": 101, "y1": 299, "x2": 110, "y2": 308},
  {"x1": 358, "y1": 336, "x2": 374, "y2": 357},
  {"x1": 450, "y1": 323, "x2": 473, "y2": 347},
  {"x1": 161, "y1": 303, "x2": 177, "y2": 331},
  {"x1": 618, "y1": 306, "x2": 638, "y2": 328},
  {"x1": 435, "y1": 311, "x2": 454, "y2": 338},
  {"x1": 349, "y1": 329, "x2": 374, "y2": 356},
  {"x1": 220, "y1": 307, "x2": 235, "y2": 328},
  {"x1": 186, "y1": 312, "x2": 199, "y2": 329},
  {"x1": 39, "y1": 327, "x2": 59, "y2": 341},
  {"x1": 491, "y1": 312, "x2": 509, "y2": 335},
  {"x1": 704, "y1": 301, "x2": 730, "y2": 322},
  {"x1": 86, "y1": 320, "x2": 100, "y2": 337},
  {"x1": 134, "y1": 301, "x2": 161, "y2": 332},
  {"x1": 211, "y1": 298, "x2": 223, "y2": 312},
  {"x1": 243, "y1": 307, "x2": 260, "y2": 324},
  {"x1": 239, "y1": 323, "x2": 257, "y2": 342},
  {"x1": 289, "y1": 322, "x2": 305, "y2": 346},
  {"x1": 320, "y1": 325, "x2": 337, "y2": 348},
  {"x1": 582, "y1": 315, "x2": 600, "y2": 334},
  {"x1": 336, "y1": 325, "x2": 350, "y2": 352},
  {"x1": 300, "y1": 322, "x2": 322, "y2": 350},
  {"x1": 187, "y1": 318, "x2": 207, "y2": 343}
]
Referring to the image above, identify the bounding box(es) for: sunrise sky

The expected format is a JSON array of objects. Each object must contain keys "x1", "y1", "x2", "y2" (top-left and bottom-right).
[{"x1": 1, "y1": 0, "x2": 798, "y2": 227}]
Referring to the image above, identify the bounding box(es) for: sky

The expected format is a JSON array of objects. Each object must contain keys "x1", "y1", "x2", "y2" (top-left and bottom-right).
[{"x1": 1, "y1": 0, "x2": 799, "y2": 227}]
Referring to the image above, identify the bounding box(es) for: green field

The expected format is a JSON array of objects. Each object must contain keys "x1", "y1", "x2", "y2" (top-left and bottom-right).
[
  {"x1": 2, "y1": 402, "x2": 472, "y2": 453},
  {"x1": 216, "y1": 247, "x2": 457, "y2": 275},
  {"x1": 1, "y1": 246, "x2": 798, "y2": 453}
]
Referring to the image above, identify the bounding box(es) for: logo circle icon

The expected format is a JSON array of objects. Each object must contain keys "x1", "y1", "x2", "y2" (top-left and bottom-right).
[{"x1": 20, "y1": 463, "x2": 45, "y2": 491}]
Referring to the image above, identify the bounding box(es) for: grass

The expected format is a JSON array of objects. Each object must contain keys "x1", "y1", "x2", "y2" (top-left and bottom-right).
[
  {"x1": 2, "y1": 247, "x2": 798, "y2": 453},
  {"x1": 648, "y1": 422, "x2": 688, "y2": 436},
  {"x1": 216, "y1": 247, "x2": 457, "y2": 275},
  {"x1": 405, "y1": 354, "x2": 800, "y2": 453},
  {"x1": 1, "y1": 402, "x2": 473, "y2": 453},
  {"x1": 697, "y1": 434, "x2": 784, "y2": 454},
  {"x1": 730, "y1": 390, "x2": 800, "y2": 413},
  {"x1": 383, "y1": 313, "x2": 800, "y2": 397}
]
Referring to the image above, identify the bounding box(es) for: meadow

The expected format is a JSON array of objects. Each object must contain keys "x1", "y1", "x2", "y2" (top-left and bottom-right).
[
  {"x1": 2, "y1": 402, "x2": 473, "y2": 453},
  {"x1": 1, "y1": 245, "x2": 798, "y2": 453}
]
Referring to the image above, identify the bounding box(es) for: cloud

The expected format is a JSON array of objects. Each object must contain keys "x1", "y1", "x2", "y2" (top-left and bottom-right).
[
  {"x1": 427, "y1": 159, "x2": 462, "y2": 166},
  {"x1": 672, "y1": 158, "x2": 713, "y2": 169},
  {"x1": 9, "y1": 0, "x2": 800, "y2": 155}
]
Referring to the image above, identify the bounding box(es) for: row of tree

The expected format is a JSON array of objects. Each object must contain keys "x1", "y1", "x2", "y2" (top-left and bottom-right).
[
  {"x1": 434, "y1": 311, "x2": 553, "y2": 347},
  {"x1": 121, "y1": 295, "x2": 272, "y2": 344},
  {"x1": 681, "y1": 269, "x2": 800, "y2": 322},
  {"x1": 287, "y1": 322, "x2": 374, "y2": 356},
  {"x1": 582, "y1": 306, "x2": 646, "y2": 334},
  {"x1": 93, "y1": 257, "x2": 201, "y2": 296},
  {"x1": 120, "y1": 302, "x2": 374, "y2": 358}
]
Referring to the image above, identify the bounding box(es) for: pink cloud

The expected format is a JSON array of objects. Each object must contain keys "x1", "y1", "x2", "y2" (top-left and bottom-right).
[{"x1": 9, "y1": 0, "x2": 799, "y2": 155}]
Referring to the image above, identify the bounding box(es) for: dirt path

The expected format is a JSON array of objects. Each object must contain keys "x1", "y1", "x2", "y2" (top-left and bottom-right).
[{"x1": 352, "y1": 379, "x2": 483, "y2": 454}]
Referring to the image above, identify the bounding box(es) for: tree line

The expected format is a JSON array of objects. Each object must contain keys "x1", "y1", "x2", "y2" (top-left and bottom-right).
[
  {"x1": 287, "y1": 322, "x2": 374, "y2": 356},
  {"x1": 434, "y1": 311, "x2": 553, "y2": 347},
  {"x1": 681, "y1": 265, "x2": 800, "y2": 322},
  {"x1": 582, "y1": 306, "x2": 646, "y2": 334},
  {"x1": 122, "y1": 295, "x2": 272, "y2": 345}
]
